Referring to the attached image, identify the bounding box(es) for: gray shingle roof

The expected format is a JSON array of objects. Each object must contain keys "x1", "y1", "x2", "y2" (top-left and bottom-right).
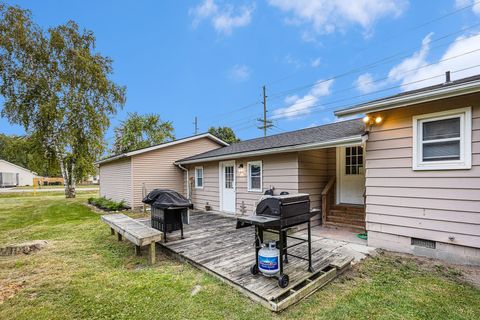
[{"x1": 178, "y1": 118, "x2": 365, "y2": 163}]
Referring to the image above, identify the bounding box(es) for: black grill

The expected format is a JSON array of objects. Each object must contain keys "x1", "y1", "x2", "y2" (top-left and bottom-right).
[
  {"x1": 236, "y1": 193, "x2": 316, "y2": 289},
  {"x1": 142, "y1": 189, "x2": 192, "y2": 242}
]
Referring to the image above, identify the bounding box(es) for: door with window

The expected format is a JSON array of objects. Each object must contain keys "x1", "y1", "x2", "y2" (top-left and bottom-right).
[
  {"x1": 337, "y1": 145, "x2": 365, "y2": 205},
  {"x1": 220, "y1": 161, "x2": 236, "y2": 213}
]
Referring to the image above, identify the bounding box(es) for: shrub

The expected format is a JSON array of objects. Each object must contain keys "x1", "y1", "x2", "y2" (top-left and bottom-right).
[{"x1": 88, "y1": 197, "x2": 129, "y2": 211}]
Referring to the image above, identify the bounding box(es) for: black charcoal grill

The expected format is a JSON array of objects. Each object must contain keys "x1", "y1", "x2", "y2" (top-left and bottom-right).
[
  {"x1": 236, "y1": 193, "x2": 315, "y2": 288},
  {"x1": 142, "y1": 189, "x2": 192, "y2": 242}
]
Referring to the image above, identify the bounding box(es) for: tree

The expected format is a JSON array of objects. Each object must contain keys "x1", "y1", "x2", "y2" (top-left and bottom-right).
[
  {"x1": 112, "y1": 112, "x2": 175, "y2": 154},
  {"x1": 0, "y1": 134, "x2": 60, "y2": 176},
  {"x1": 0, "y1": 4, "x2": 126, "y2": 197},
  {"x1": 208, "y1": 126, "x2": 240, "y2": 144}
]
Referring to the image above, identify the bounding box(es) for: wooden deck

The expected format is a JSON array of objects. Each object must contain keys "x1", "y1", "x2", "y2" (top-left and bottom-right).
[{"x1": 139, "y1": 211, "x2": 353, "y2": 311}]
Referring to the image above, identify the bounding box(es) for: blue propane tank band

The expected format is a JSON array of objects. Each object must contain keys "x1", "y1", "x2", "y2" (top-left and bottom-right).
[{"x1": 259, "y1": 256, "x2": 279, "y2": 270}]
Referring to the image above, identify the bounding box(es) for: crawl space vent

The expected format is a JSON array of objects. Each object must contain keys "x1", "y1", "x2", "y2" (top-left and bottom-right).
[{"x1": 411, "y1": 238, "x2": 436, "y2": 249}]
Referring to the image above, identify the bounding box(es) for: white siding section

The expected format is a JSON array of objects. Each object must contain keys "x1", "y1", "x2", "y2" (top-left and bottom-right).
[
  {"x1": 0, "y1": 160, "x2": 36, "y2": 186},
  {"x1": 99, "y1": 158, "x2": 132, "y2": 206}
]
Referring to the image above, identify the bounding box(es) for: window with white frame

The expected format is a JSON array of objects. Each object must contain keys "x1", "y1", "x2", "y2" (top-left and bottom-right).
[
  {"x1": 413, "y1": 107, "x2": 471, "y2": 170},
  {"x1": 195, "y1": 166, "x2": 203, "y2": 188},
  {"x1": 247, "y1": 161, "x2": 262, "y2": 192}
]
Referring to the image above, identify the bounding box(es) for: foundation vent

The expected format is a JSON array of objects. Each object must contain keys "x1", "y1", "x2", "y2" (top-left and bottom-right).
[{"x1": 411, "y1": 238, "x2": 436, "y2": 249}]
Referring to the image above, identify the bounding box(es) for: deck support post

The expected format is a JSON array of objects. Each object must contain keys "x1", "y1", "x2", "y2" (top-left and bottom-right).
[
  {"x1": 150, "y1": 242, "x2": 156, "y2": 264},
  {"x1": 110, "y1": 228, "x2": 115, "y2": 236},
  {"x1": 135, "y1": 245, "x2": 141, "y2": 256},
  {"x1": 117, "y1": 233, "x2": 122, "y2": 241}
]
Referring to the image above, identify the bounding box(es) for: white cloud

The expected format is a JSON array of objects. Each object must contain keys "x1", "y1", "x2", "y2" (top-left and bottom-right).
[
  {"x1": 267, "y1": 0, "x2": 408, "y2": 39},
  {"x1": 284, "y1": 54, "x2": 302, "y2": 68},
  {"x1": 311, "y1": 57, "x2": 321, "y2": 68},
  {"x1": 355, "y1": 73, "x2": 383, "y2": 93},
  {"x1": 455, "y1": 0, "x2": 480, "y2": 16},
  {"x1": 387, "y1": 32, "x2": 480, "y2": 91},
  {"x1": 273, "y1": 79, "x2": 334, "y2": 119},
  {"x1": 189, "y1": 0, "x2": 254, "y2": 35},
  {"x1": 229, "y1": 64, "x2": 251, "y2": 81}
]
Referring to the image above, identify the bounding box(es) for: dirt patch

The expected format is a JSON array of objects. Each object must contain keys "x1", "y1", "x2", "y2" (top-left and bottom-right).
[
  {"x1": 0, "y1": 240, "x2": 48, "y2": 256},
  {"x1": 0, "y1": 281, "x2": 26, "y2": 304}
]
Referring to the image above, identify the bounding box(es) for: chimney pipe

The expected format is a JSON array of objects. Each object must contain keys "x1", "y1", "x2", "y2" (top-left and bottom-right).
[{"x1": 445, "y1": 71, "x2": 451, "y2": 83}]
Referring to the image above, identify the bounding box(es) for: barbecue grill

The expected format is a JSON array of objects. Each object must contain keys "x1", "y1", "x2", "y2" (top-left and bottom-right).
[
  {"x1": 142, "y1": 189, "x2": 192, "y2": 242},
  {"x1": 236, "y1": 193, "x2": 315, "y2": 288}
]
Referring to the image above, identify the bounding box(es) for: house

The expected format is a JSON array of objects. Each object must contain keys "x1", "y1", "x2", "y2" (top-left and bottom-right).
[
  {"x1": 175, "y1": 74, "x2": 480, "y2": 265},
  {"x1": 0, "y1": 159, "x2": 38, "y2": 187},
  {"x1": 334, "y1": 74, "x2": 480, "y2": 265},
  {"x1": 176, "y1": 119, "x2": 367, "y2": 228},
  {"x1": 95, "y1": 133, "x2": 228, "y2": 208}
]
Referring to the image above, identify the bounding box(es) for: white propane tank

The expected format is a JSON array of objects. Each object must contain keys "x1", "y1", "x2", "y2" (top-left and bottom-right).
[{"x1": 258, "y1": 241, "x2": 280, "y2": 276}]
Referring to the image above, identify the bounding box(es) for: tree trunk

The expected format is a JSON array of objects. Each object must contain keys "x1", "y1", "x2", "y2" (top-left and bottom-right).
[{"x1": 58, "y1": 154, "x2": 76, "y2": 198}]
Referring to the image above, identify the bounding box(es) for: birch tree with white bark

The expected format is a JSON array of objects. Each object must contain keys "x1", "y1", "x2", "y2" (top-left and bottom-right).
[{"x1": 0, "y1": 3, "x2": 125, "y2": 197}]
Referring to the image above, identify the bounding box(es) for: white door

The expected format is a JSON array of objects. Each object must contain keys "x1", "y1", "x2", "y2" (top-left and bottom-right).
[
  {"x1": 220, "y1": 161, "x2": 236, "y2": 213},
  {"x1": 337, "y1": 145, "x2": 365, "y2": 205}
]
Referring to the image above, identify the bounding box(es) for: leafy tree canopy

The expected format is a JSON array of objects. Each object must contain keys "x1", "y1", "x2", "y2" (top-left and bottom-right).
[
  {"x1": 0, "y1": 3, "x2": 126, "y2": 197},
  {"x1": 0, "y1": 134, "x2": 60, "y2": 176},
  {"x1": 112, "y1": 112, "x2": 175, "y2": 154},
  {"x1": 208, "y1": 126, "x2": 240, "y2": 144}
]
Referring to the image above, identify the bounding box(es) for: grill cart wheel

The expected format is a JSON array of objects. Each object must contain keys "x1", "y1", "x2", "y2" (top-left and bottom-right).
[
  {"x1": 278, "y1": 274, "x2": 289, "y2": 288},
  {"x1": 250, "y1": 264, "x2": 259, "y2": 275}
]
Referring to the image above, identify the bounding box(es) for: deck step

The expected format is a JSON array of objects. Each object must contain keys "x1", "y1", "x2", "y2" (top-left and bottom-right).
[
  {"x1": 326, "y1": 215, "x2": 365, "y2": 227},
  {"x1": 330, "y1": 205, "x2": 365, "y2": 213},
  {"x1": 328, "y1": 210, "x2": 364, "y2": 219},
  {"x1": 324, "y1": 221, "x2": 365, "y2": 232}
]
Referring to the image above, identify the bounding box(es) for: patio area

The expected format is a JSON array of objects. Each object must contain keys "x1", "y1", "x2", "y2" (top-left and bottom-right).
[{"x1": 138, "y1": 211, "x2": 375, "y2": 311}]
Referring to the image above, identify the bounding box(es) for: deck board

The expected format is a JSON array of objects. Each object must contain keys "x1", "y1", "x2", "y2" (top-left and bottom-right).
[{"x1": 138, "y1": 211, "x2": 353, "y2": 311}]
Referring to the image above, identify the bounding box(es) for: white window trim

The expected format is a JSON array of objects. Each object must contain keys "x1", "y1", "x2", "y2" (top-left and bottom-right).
[
  {"x1": 194, "y1": 166, "x2": 204, "y2": 189},
  {"x1": 247, "y1": 161, "x2": 263, "y2": 192},
  {"x1": 412, "y1": 107, "x2": 472, "y2": 171}
]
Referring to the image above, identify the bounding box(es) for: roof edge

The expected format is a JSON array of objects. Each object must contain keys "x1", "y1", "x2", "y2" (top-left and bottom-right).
[
  {"x1": 95, "y1": 133, "x2": 228, "y2": 165},
  {"x1": 335, "y1": 78, "x2": 480, "y2": 117},
  {"x1": 175, "y1": 135, "x2": 363, "y2": 165}
]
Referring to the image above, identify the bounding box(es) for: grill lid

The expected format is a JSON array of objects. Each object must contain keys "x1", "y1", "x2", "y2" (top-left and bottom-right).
[{"x1": 142, "y1": 188, "x2": 192, "y2": 209}]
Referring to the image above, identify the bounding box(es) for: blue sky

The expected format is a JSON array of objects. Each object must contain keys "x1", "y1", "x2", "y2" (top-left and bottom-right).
[{"x1": 1, "y1": 0, "x2": 480, "y2": 143}]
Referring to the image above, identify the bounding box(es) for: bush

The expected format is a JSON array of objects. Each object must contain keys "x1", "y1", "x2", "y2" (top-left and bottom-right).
[{"x1": 88, "y1": 197, "x2": 129, "y2": 211}]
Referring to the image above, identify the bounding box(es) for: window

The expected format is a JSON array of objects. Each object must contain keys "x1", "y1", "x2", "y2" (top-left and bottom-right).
[
  {"x1": 224, "y1": 165, "x2": 234, "y2": 189},
  {"x1": 247, "y1": 161, "x2": 262, "y2": 192},
  {"x1": 413, "y1": 107, "x2": 471, "y2": 170},
  {"x1": 195, "y1": 166, "x2": 203, "y2": 188},
  {"x1": 345, "y1": 146, "x2": 363, "y2": 175}
]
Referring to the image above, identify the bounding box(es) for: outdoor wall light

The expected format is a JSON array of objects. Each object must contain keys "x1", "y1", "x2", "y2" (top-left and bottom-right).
[
  {"x1": 237, "y1": 163, "x2": 245, "y2": 176},
  {"x1": 363, "y1": 115, "x2": 383, "y2": 126}
]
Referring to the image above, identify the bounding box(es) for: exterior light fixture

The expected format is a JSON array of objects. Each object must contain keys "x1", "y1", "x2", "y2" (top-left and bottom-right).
[
  {"x1": 375, "y1": 116, "x2": 383, "y2": 124},
  {"x1": 363, "y1": 115, "x2": 383, "y2": 126},
  {"x1": 363, "y1": 116, "x2": 370, "y2": 123}
]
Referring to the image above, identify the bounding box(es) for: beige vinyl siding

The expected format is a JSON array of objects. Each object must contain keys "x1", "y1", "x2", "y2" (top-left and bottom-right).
[
  {"x1": 365, "y1": 93, "x2": 480, "y2": 249},
  {"x1": 99, "y1": 158, "x2": 132, "y2": 206},
  {"x1": 131, "y1": 137, "x2": 221, "y2": 208},
  {"x1": 298, "y1": 149, "x2": 334, "y2": 225},
  {"x1": 188, "y1": 152, "x2": 300, "y2": 215}
]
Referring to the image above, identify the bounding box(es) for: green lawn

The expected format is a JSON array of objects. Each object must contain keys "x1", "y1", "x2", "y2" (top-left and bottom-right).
[
  {"x1": 11, "y1": 184, "x2": 99, "y2": 190},
  {"x1": 0, "y1": 193, "x2": 478, "y2": 320}
]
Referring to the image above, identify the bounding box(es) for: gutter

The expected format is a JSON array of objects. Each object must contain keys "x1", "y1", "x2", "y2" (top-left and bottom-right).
[
  {"x1": 334, "y1": 79, "x2": 480, "y2": 117},
  {"x1": 175, "y1": 135, "x2": 362, "y2": 165},
  {"x1": 176, "y1": 163, "x2": 190, "y2": 200}
]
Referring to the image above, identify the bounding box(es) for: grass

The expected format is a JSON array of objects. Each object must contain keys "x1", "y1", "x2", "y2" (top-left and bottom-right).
[
  {"x1": 11, "y1": 185, "x2": 99, "y2": 190},
  {"x1": 0, "y1": 193, "x2": 479, "y2": 320},
  {"x1": 87, "y1": 197, "x2": 129, "y2": 211}
]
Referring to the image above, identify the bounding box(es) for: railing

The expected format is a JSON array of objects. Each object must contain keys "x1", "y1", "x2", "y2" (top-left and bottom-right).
[{"x1": 321, "y1": 176, "x2": 336, "y2": 224}]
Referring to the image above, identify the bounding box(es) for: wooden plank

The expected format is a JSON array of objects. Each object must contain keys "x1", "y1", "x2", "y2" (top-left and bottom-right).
[{"x1": 101, "y1": 214, "x2": 163, "y2": 246}]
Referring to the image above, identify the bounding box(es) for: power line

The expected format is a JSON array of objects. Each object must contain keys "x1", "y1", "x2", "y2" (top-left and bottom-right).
[
  {"x1": 264, "y1": 0, "x2": 480, "y2": 87},
  {"x1": 267, "y1": 22, "x2": 480, "y2": 101}
]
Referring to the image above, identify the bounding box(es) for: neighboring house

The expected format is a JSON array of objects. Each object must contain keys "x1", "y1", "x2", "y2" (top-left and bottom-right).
[
  {"x1": 334, "y1": 74, "x2": 480, "y2": 265},
  {"x1": 176, "y1": 119, "x2": 367, "y2": 228},
  {"x1": 0, "y1": 159, "x2": 37, "y2": 187},
  {"x1": 175, "y1": 73, "x2": 480, "y2": 265},
  {"x1": 95, "y1": 133, "x2": 228, "y2": 208}
]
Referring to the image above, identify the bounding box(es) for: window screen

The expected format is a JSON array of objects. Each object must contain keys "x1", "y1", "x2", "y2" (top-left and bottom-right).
[
  {"x1": 422, "y1": 117, "x2": 461, "y2": 162},
  {"x1": 248, "y1": 162, "x2": 262, "y2": 191},
  {"x1": 345, "y1": 146, "x2": 363, "y2": 175}
]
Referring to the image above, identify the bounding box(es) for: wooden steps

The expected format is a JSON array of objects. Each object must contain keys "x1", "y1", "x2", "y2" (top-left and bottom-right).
[{"x1": 325, "y1": 204, "x2": 365, "y2": 231}]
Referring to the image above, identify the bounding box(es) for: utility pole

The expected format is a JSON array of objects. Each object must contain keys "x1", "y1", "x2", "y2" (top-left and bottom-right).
[
  {"x1": 193, "y1": 116, "x2": 199, "y2": 135},
  {"x1": 257, "y1": 85, "x2": 273, "y2": 137}
]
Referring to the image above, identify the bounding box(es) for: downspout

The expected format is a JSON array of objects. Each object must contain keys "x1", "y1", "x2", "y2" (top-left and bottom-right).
[{"x1": 176, "y1": 163, "x2": 190, "y2": 200}]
